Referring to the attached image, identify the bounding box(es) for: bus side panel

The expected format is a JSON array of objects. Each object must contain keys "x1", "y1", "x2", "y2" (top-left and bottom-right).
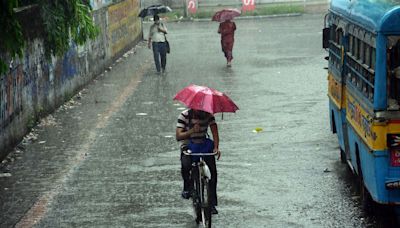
[
  {"x1": 387, "y1": 166, "x2": 400, "y2": 203},
  {"x1": 348, "y1": 126, "x2": 400, "y2": 204},
  {"x1": 347, "y1": 125, "x2": 378, "y2": 195},
  {"x1": 329, "y1": 100, "x2": 345, "y2": 151},
  {"x1": 340, "y1": 108, "x2": 348, "y2": 153},
  {"x1": 372, "y1": 151, "x2": 400, "y2": 204},
  {"x1": 374, "y1": 151, "x2": 391, "y2": 203},
  {"x1": 347, "y1": 126, "x2": 359, "y2": 174}
]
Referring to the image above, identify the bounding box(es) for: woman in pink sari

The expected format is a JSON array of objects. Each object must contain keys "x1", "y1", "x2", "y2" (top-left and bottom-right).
[{"x1": 218, "y1": 20, "x2": 236, "y2": 67}]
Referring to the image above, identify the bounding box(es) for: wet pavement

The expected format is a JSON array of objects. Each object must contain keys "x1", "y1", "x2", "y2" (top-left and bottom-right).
[{"x1": 0, "y1": 14, "x2": 399, "y2": 227}]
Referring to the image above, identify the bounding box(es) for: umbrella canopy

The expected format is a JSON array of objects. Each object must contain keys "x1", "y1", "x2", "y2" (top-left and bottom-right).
[
  {"x1": 212, "y1": 8, "x2": 241, "y2": 22},
  {"x1": 173, "y1": 84, "x2": 239, "y2": 114},
  {"x1": 138, "y1": 5, "x2": 172, "y2": 18}
]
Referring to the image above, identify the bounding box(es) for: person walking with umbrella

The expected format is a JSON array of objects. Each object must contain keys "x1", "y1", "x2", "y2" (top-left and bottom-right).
[
  {"x1": 218, "y1": 19, "x2": 236, "y2": 67},
  {"x1": 138, "y1": 5, "x2": 171, "y2": 73},
  {"x1": 174, "y1": 84, "x2": 239, "y2": 215},
  {"x1": 148, "y1": 14, "x2": 168, "y2": 74},
  {"x1": 213, "y1": 9, "x2": 240, "y2": 67}
]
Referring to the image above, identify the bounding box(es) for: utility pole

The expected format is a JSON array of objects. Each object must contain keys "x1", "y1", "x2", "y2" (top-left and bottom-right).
[
  {"x1": 140, "y1": 0, "x2": 144, "y2": 40},
  {"x1": 183, "y1": 0, "x2": 188, "y2": 18}
]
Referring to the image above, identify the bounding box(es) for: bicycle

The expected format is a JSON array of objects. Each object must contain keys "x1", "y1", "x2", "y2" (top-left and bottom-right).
[{"x1": 183, "y1": 149, "x2": 217, "y2": 228}]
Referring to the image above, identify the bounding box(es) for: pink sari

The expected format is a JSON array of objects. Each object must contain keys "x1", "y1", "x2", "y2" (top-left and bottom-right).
[{"x1": 218, "y1": 21, "x2": 236, "y2": 62}]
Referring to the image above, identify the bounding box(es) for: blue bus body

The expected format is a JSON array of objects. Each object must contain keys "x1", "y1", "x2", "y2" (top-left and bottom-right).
[{"x1": 326, "y1": 0, "x2": 400, "y2": 208}]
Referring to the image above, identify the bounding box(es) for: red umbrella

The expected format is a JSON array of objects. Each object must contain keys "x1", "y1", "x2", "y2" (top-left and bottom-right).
[
  {"x1": 173, "y1": 84, "x2": 239, "y2": 114},
  {"x1": 212, "y1": 8, "x2": 241, "y2": 22}
]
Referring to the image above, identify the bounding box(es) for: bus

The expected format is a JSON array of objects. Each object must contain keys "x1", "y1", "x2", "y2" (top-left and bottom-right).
[{"x1": 323, "y1": 0, "x2": 400, "y2": 214}]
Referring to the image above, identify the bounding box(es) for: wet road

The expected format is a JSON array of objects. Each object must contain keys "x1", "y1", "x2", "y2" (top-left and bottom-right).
[{"x1": 1, "y1": 14, "x2": 398, "y2": 227}]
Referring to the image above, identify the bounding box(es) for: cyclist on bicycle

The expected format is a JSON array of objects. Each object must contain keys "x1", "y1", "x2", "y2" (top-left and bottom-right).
[{"x1": 176, "y1": 108, "x2": 221, "y2": 214}]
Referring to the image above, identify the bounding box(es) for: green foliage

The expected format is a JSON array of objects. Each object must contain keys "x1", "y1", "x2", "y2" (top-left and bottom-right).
[
  {"x1": 0, "y1": 0, "x2": 99, "y2": 76},
  {"x1": 0, "y1": 0, "x2": 25, "y2": 74},
  {"x1": 164, "y1": 9, "x2": 183, "y2": 20},
  {"x1": 40, "y1": 0, "x2": 99, "y2": 58},
  {"x1": 242, "y1": 4, "x2": 304, "y2": 16},
  {"x1": 26, "y1": 114, "x2": 37, "y2": 129}
]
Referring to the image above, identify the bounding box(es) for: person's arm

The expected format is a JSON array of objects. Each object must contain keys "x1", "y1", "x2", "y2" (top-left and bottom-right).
[
  {"x1": 148, "y1": 26, "x2": 152, "y2": 49},
  {"x1": 158, "y1": 23, "x2": 167, "y2": 34},
  {"x1": 210, "y1": 123, "x2": 220, "y2": 160},
  {"x1": 176, "y1": 124, "x2": 200, "y2": 141}
]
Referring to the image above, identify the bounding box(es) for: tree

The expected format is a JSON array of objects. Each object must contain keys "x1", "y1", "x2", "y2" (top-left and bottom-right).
[{"x1": 0, "y1": 0, "x2": 24, "y2": 74}]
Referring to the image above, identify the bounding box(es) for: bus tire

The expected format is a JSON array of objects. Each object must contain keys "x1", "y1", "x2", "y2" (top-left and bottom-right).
[
  {"x1": 394, "y1": 206, "x2": 400, "y2": 224},
  {"x1": 360, "y1": 181, "x2": 373, "y2": 213},
  {"x1": 357, "y1": 160, "x2": 376, "y2": 214},
  {"x1": 355, "y1": 147, "x2": 374, "y2": 213},
  {"x1": 340, "y1": 148, "x2": 346, "y2": 163},
  {"x1": 331, "y1": 111, "x2": 337, "y2": 134}
]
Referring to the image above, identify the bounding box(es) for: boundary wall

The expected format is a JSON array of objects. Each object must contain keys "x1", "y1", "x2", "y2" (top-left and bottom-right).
[{"x1": 0, "y1": 0, "x2": 143, "y2": 158}]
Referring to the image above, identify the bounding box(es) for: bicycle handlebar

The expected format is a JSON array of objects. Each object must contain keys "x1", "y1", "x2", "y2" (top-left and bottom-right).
[{"x1": 182, "y1": 150, "x2": 218, "y2": 156}]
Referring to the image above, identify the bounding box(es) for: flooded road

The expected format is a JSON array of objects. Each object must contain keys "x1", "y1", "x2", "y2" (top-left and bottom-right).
[{"x1": 0, "y1": 14, "x2": 398, "y2": 227}]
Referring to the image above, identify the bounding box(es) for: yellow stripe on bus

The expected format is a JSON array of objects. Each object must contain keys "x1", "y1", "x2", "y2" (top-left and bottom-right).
[
  {"x1": 328, "y1": 73, "x2": 342, "y2": 109},
  {"x1": 345, "y1": 90, "x2": 400, "y2": 150},
  {"x1": 327, "y1": 74, "x2": 400, "y2": 150}
]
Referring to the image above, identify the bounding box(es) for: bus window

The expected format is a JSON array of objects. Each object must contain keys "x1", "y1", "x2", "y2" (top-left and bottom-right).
[
  {"x1": 331, "y1": 24, "x2": 337, "y2": 41},
  {"x1": 387, "y1": 36, "x2": 400, "y2": 109},
  {"x1": 336, "y1": 30, "x2": 339, "y2": 44},
  {"x1": 371, "y1": 48, "x2": 376, "y2": 69},
  {"x1": 350, "y1": 60, "x2": 356, "y2": 83},
  {"x1": 338, "y1": 29, "x2": 343, "y2": 45},
  {"x1": 349, "y1": 35, "x2": 353, "y2": 54},
  {"x1": 362, "y1": 81, "x2": 367, "y2": 96},
  {"x1": 365, "y1": 45, "x2": 371, "y2": 67},
  {"x1": 360, "y1": 41, "x2": 365, "y2": 63},
  {"x1": 368, "y1": 86, "x2": 374, "y2": 101},
  {"x1": 354, "y1": 38, "x2": 359, "y2": 60}
]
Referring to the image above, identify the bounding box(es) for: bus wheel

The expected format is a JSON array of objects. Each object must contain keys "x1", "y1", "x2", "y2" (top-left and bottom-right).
[
  {"x1": 360, "y1": 180, "x2": 375, "y2": 214},
  {"x1": 340, "y1": 149, "x2": 346, "y2": 163},
  {"x1": 356, "y1": 156, "x2": 374, "y2": 213},
  {"x1": 394, "y1": 206, "x2": 400, "y2": 224}
]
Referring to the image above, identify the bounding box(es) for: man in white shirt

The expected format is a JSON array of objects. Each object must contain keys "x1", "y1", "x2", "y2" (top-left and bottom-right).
[{"x1": 148, "y1": 15, "x2": 168, "y2": 73}]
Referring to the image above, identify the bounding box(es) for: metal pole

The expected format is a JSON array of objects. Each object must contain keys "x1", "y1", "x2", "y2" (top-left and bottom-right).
[
  {"x1": 183, "y1": 0, "x2": 188, "y2": 18},
  {"x1": 140, "y1": 0, "x2": 144, "y2": 40}
]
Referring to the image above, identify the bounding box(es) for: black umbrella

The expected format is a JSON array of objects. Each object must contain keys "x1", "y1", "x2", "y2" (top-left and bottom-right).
[{"x1": 138, "y1": 5, "x2": 172, "y2": 18}]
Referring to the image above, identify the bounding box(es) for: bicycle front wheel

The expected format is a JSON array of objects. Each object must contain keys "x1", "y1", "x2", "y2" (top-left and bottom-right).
[
  {"x1": 201, "y1": 177, "x2": 212, "y2": 228},
  {"x1": 192, "y1": 167, "x2": 202, "y2": 224}
]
